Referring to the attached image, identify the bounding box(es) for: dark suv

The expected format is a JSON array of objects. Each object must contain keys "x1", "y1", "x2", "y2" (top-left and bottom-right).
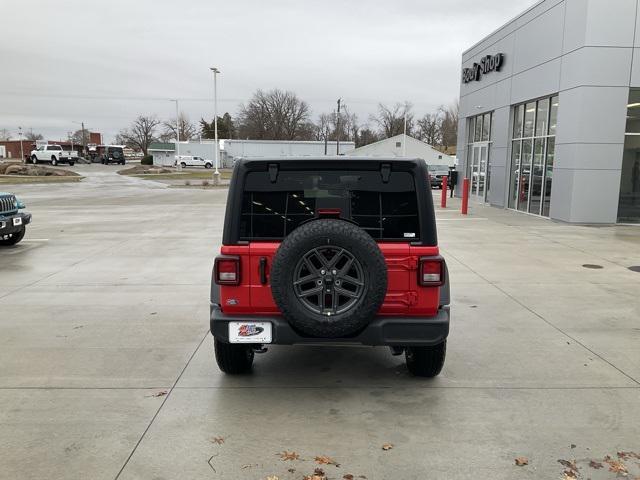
[
  {"x1": 101, "y1": 146, "x2": 126, "y2": 165},
  {"x1": 210, "y1": 157, "x2": 450, "y2": 377}
]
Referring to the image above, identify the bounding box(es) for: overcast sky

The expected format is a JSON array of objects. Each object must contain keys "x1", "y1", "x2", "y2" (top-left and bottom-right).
[{"x1": 1, "y1": 0, "x2": 533, "y2": 142}]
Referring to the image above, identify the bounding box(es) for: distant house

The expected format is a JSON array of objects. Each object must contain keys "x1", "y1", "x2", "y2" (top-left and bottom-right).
[
  {"x1": 148, "y1": 142, "x2": 176, "y2": 166},
  {"x1": 344, "y1": 135, "x2": 456, "y2": 166}
]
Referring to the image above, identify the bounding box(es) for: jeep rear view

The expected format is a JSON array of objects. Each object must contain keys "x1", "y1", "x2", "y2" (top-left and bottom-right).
[{"x1": 211, "y1": 157, "x2": 450, "y2": 377}]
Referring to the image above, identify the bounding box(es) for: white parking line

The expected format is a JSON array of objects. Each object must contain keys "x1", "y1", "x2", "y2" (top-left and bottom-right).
[{"x1": 22, "y1": 239, "x2": 50, "y2": 242}]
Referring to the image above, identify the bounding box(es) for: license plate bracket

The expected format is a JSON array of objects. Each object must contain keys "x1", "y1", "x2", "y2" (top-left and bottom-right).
[{"x1": 228, "y1": 322, "x2": 272, "y2": 343}]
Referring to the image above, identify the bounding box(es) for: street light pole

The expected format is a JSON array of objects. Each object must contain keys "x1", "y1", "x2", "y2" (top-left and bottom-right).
[
  {"x1": 403, "y1": 113, "x2": 407, "y2": 157},
  {"x1": 18, "y1": 127, "x2": 24, "y2": 164},
  {"x1": 336, "y1": 98, "x2": 341, "y2": 155},
  {"x1": 171, "y1": 99, "x2": 181, "y2": 171},
  {"x1": 210, "y1": 67, "x2": 221, "y2": 185}
]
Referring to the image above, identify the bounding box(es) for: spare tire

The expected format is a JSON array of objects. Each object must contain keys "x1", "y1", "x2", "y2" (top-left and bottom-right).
[{"x1": 271, "y1": 219, "x2": 387, "y2": 338}]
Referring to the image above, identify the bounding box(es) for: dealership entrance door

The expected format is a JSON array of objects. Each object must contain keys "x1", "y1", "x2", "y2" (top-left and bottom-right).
[
  {"x1": 467, "y1": 112, "x2": 492, "y2": 203},
  {"x1": 470, "y1": 143, "x2": 490, "y2": 202}
]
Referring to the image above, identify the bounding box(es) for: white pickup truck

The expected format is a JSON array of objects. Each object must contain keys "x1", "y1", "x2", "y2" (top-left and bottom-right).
[{"x1": 30, "y1": 145, "x2": 78, "y2": 166}]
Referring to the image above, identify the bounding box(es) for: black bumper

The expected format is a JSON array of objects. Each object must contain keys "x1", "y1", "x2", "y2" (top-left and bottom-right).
[
  {"x1": 210, "y1": 305, "x2": 449, "y2": 347},
  {"x1": 0, "y1": 212, "x2": 31, "y2": 234}
]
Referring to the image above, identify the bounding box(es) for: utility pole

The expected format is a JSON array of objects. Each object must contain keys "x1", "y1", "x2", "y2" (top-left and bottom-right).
[
  {"x1": 403, "y1": 113, "x2": 407, "y2": 157},
  {"x1": 171, "y1": 99, "x2": 181, "y2": 171},
  {"x1": 210, "y1": 67, "x2": 221, "y2": 185},
  {"x1": 81, "y1": 122, "x2": 86, "y2": 156},
  {"x1": 18, "y1": 127, "x2": 24, "y2": 164},
  {"x1": 336, "y1": 98, "x2": 341, "y2": 155}
]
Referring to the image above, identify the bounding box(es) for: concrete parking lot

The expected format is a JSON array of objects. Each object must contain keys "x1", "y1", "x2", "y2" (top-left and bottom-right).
[{"x1": 1, "y1": 164, "x2": 639, "y2": 480}]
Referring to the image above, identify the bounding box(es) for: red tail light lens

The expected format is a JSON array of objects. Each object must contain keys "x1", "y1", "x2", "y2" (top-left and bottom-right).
[
  {"x1": 214, "y1": 256, "x2": 240, "y2": 285},
  {"x1": 419, "y1": 257, "x2": 444, "y2": 286}
]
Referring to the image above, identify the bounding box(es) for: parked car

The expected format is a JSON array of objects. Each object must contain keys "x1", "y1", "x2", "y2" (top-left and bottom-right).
[
  {"x1": 30, "y1": 145, "x2": 77, "y2": 166},
  {"x1": 174, "y1": 155, "x2": 213, "y2": 169},
  {"x1": 0, "y1": 192, "x2": 31, "y2": 246},
  {"x1": 210, "y1": 157, "x2": 450, "y2": 377},
  {"x1": 100, "y1": 146, "x2": 126, "y2": 165},
  {"x1": 427, "y1": 164, "x2": 452, "y2": 189}
]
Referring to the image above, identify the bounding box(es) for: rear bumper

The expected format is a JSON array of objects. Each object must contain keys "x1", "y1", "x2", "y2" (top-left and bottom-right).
[
  {"x1": 210, "y1": 305, "x2": 449, "y2": 346},
  {"x1": 0, "y1": 212, "x2": 31, "y2": 234}
]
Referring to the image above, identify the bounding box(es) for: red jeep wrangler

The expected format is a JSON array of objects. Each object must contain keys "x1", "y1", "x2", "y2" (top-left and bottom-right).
[{"x1": 211, "y1": 158, "x2": 450, "y2": 377}]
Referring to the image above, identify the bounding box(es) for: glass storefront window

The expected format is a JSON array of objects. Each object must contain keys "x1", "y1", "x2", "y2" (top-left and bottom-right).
[
  {"x1": 549, "y1": 96, "x2": 558, "y2": 135},
  {"x1": 542, "y1": 138, "x2": 555, "y2": 217},
  {"x1": 482, "y1": 113, "x2": 491, "y2": 141},
  {"x1": 618, "y1": 89, "x2": 640, "y2": 222},
  {"x1": 513, "y1": 104, "x2": 524, "y2": 138},
  {"x1": 535, "y1": 99, "x2": 549, "y2": 137},
  {"x1": 510, "y1": 95, "x2": 558, "y2": 217},
  {"x1": 474, "y1": 116, "x2": 482, "y2": 142},
  {"x1": 509, "y1": 141, "x2": 521, "y2": 209},
  {"x1": 523, "y1": 102, "x2": 535, "y2": 138}
]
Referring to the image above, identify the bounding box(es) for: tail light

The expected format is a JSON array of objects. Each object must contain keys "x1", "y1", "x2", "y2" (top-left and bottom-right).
[
  {"x1": 214, "y1": 256, "x2": 241, "y2": 285},
  {"x1": 418, "y1": 257, "x2": 444, "y2": 286}
]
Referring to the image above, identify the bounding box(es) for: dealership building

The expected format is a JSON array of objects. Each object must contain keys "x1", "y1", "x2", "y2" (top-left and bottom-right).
[{"x1": 457, "y1": 0, "x2": 640, "y2": 223}]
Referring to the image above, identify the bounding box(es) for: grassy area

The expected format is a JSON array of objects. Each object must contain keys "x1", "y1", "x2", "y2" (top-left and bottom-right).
[{"x1": 0, "y1": 175, "x2": 84, "y2": 185}]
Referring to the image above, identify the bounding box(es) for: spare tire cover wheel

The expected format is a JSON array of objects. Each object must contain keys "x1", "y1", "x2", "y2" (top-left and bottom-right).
[{"x1": 271, "y1": 219, "x2": 387, "y2": 338}]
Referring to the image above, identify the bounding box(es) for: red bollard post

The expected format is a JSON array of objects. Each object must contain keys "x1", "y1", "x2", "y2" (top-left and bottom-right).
[
  {"x1": 440, "y1": 176, "x2": 448, "y2": 208},
  {"x1": 461, "y1": 177, "x2": 470, "y2": 215}
]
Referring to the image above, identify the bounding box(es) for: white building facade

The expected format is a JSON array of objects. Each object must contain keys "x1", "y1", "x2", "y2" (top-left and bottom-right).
[{"x1": 458, "y1": 0, "x2": 640, "y2": 223}]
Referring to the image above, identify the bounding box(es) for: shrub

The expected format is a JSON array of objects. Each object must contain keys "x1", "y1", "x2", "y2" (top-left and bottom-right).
[
  {"x1": 202, "y1": 180, "x2": 209, "y2": 187},
  {"x1": 141, "y1": 155, "x2": 153, "y2": 165},
  {"x1": 185, "y1": 180, "x2": 191, "y2": 186}
]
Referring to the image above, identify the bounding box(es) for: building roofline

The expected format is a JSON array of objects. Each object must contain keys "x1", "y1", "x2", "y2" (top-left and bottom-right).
[{"x1": 462, "y1": 0, "x2": 546, "y2": 55}]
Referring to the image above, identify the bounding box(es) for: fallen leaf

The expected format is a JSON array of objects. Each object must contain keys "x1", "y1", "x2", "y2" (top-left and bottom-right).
[
  {"x1": 382, "y1": 443, "x2": 394, "y2": 451},
  {"x1": 240, "y1": 464, "x2": 256, "y2": 469},
  {"x1": 147, "y1": 390, "x2": 168, "y2": 398},
  {"x1": 570, "y1": 444, "x2": 576, "y2": 449},
  {"x1": 266, "y1": 476, "x2": 279, "y2": 480},
  {"x1": 343, "y1": 475, "x2": 354, "y2": 480},
  {"x1": 618, "y1": 451, "x2": 640, "y2": 460},
  {"x1": 607, "y1": 460, "x2": 628, "y2": 474},
  {"x1": 314, "y1": 455, "x2": 340, "y2": 467},
  {"x1": 358, "y1": 477, "x2": 367, "y2": 479},
  {"x1": 287, "y1": 468, "x2": 296, "y2": 473},
  {"x1": 562, "y1": 471, "x2": 577, "y2": 480},
  {"x1": 515, "y1": 457, "x2": 529, "y2": 466},
  {"x1": 210, "y1": 436, "x2": 224, "y2": 445},
  {"x1": 589, "y1": 460, "x2": 604, "y2": 469},
  {"x1": 278, "y1": 450, "x2": 300, "y2": 461},
  {"x1": 557, "y1": 459, "x2": 578, "y2": 471},
  {"x1": 303, "y1": 476, "x2": 325, "y2": 480}
]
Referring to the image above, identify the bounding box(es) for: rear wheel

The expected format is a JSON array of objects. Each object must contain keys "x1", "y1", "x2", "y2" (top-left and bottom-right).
[
  {"x1": 0, "y1": 228, "x2": 26, "y2": 246},
  {"x1": 51, "y1": 156, "x2": 58, "y2": 166},
  {"x1": 205, "y1": 163, "x2": 212, "y2": 169},
  {"x1": 180, "y1": 162, "x2": 187, "y2": 168},
  {"x1": 31, "y1": 156, "x2": 38, "y2": 164},
  {"x1": 405, "y1": 341, "x2": 446, "y2": 377},
  {"x1": 69, "y1": 161, "x2": 75, "y2": 166},
  {"x1": 214, "y1": 338, "x2": 254, "y2": 374}
]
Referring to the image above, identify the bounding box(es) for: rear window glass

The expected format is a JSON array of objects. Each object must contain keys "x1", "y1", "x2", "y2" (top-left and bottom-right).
[{"x1": 240, "y1": 170, "x2": 419, "y2": 241}]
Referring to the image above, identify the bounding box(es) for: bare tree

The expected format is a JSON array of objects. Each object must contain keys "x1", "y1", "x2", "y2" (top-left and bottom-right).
[
  {"x1": 416, "y1": 113, "x2": 442, "y2": 146},
  {"x1": 0, "y1": 128, "x2": 11, "y2": 141},
  {"x1": 314, "y1": 113, "x2": 333, "y2": 142},
  {"x1": 25, "y1": 131, "x2": 44, "y2": 141},
  {"x1": 438, "y1": 101, "x2": 459, "y2": 149},
  {"x1": 238, "y1": 89, "x2": 313, "y2": 140},
  {"x1": 162, "y1": 112, "x2": 197, "y2": 142},
  {"x1": 371, "y1": 102, "x2": 414, "y2": 138},
  {"x1": 117, "y1": 115, "x2": 160, "y2": 155},
  {"x1": 356, "y1": 126, "x2": 381, "y2": 148}
]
